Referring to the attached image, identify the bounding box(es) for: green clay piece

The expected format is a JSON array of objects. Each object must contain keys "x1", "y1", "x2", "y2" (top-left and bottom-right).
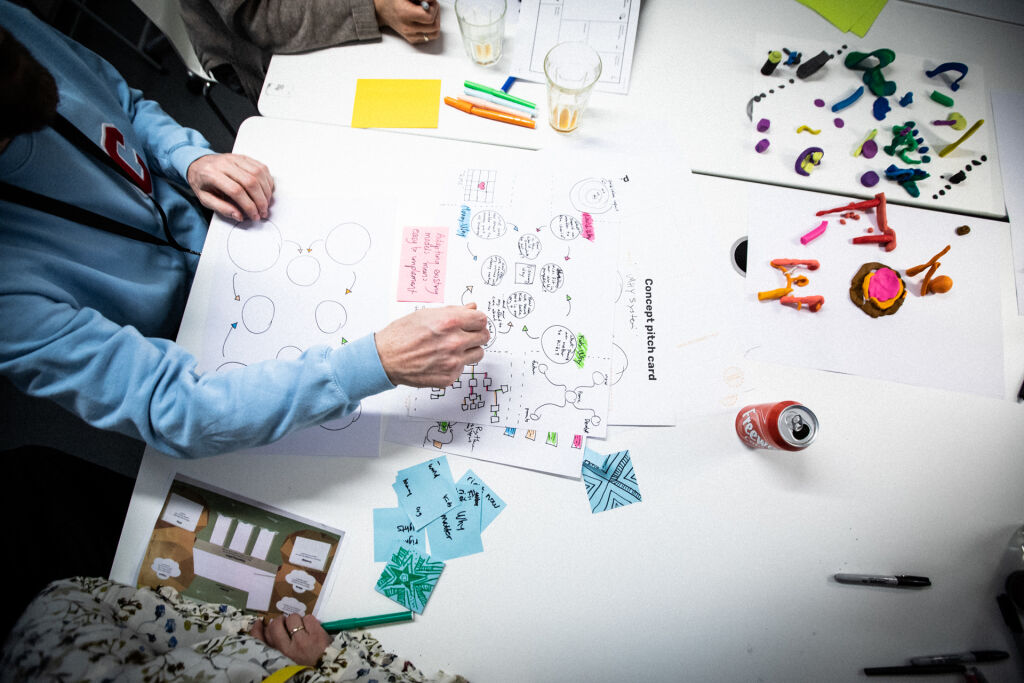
[
  {"x1": 845, "y1": 49, "x2": 898, "y2": 97},
  {"x1": 930, "y1": 90, "x2": 954, "y2": 107}
]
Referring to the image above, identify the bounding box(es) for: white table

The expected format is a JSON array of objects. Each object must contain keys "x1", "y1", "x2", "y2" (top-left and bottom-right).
[
  {"x1": 113, "y1": 115, "x2": 1024, "y2": 683},
  {"x1": 259, "y1": 0, "x2": 1024, "y2": 218}
]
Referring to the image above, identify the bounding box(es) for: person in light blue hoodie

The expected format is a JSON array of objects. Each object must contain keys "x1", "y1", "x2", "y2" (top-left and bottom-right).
[{"x1": 0, "y1": 2, "x2": 488, "y2": 459}]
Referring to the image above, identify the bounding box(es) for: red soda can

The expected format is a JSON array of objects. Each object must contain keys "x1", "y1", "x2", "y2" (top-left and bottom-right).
[{"x1": 735, "y1": 400, "x2": 818, "y2": 451}]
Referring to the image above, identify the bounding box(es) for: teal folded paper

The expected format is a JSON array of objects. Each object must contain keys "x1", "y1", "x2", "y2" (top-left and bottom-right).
[{"x1": 582, "y1": 448, "x2": 642, "y2": 513}]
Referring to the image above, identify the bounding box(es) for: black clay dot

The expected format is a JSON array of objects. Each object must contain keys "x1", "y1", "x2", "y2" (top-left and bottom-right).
[
  {"x1": 939, "y1": 190, "x2": 945, "y2": 195},
  {"x1": 789, "y1": 78, "x2": 795, "y2": 83},
  {"x1": 981, "y1": 154, "x2": 988, "y2": 161}
]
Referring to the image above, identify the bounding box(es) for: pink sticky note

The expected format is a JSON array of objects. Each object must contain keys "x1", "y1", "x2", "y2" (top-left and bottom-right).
[
  {"x1": 581, "y1": 212, "x2": 595, "y2": 241},
  {"x1": 398, "y1": 227, "x2": 449, "y2": 303}
]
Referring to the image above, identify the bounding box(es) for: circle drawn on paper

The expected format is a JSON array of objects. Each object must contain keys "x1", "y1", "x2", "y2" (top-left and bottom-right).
[
  {"x1": 569, "y1": 178, "x2": 613, "y2": 213},
  {"x1": 549, "y1": 214, "x2": 582, "y2": 241},
  {"x1": 539, "y1": 263, "x2": 565, "y2": 292},
  {"x1": 287, "y1": 254, "x2": 321, "y2": 286},
  {"x1": 325, "y1": 222, "x2": 371, "y2": 265},
  {"x1": 471, "y1": 210, "x2": 507, "y2": 239},
  {"x1": 315, "y1": 300, "x2": 348, "y2": 334},
  {"x1": 504, "y1": 291, "x2": 535, "y2": 318},
  {"x1": 321, "y1": 403, "x2": 361, "y2": 431},
  {"x1": 518, "y1": 233, "x2": 542, "y2": 260},
  {"x1": 481, "y1": 255, "x2": 508, "y2": 286},
  {"x1": 242, "y1": 295, "x2": 275, "y2": 334},
  {"x1": 227, "y1": 219, "x2": 282, "y2": 272},
  {"x1": 541, "y1": 325, "x2": 577, "y2": 364}
]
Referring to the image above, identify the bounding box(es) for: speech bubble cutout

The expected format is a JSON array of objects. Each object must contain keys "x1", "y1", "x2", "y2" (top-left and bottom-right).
[
  {"x1": 517, "y1": 233, "x2": 542, "y2": 259},
  {"x1": 539, "y1": 263, "x2": 565, "y2": 292},
  {"x1": 541, "y1": 325, "x2": 577, "y2": 363},
  {"x1": 505, "y1": 291, "x2": 536, "y2": 318},
  {"x1": 471, "y1": 210, "x2": 507, "y2": 239},
  {"x1": 276, "y1": 596, "x2": 308, "y2": 616},
  {"x1": 151, "y1": 557, "x2": 181, "y2": 581},
  {"x1": 549, "y1": 215, "x2": 582, "y2": 240},
  {"x1": 481, "y1": 255, "x2": 507, "y2": 286},
  {"x1": 285, "y1": 568, "x2": 317, "y2": 594}
]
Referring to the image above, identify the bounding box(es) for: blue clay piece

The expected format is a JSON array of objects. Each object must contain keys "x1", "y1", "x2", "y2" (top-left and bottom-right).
[
  {"x1": 861, "y1": 171, "x2": 880, "y2": 187},
  {"x1": 924, "y1": 62, "x2": 968, "y2": 91},
  {"x1": 755, "y1": 139, "x2": 770, "y2": 153},
  {"x1": 831, "y1": 85, "x2": 864, "y2": 112},
  {"x1": 872, "y1": 97, "x2": 891, "y2": 121},
  {"x1": 757, "y1": 118, "x2": 770, "y2": 132},
  {"x1": 899, "y1": 92, "x2": 913, "y2": 106}
]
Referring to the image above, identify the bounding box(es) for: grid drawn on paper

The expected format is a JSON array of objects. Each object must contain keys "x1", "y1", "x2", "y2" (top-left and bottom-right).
[{"x1": 463, "y1": 169, "x2": 497, "y2": 203}]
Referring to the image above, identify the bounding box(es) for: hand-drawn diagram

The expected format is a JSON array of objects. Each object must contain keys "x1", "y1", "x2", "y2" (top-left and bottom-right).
[
  {"x1": 402, "y1": 164, "x2": 628, "y2": 437},
  {"x1": 384, "y1": 416, "x2": 587, "y2": 479},
  {"x1": 196, "y1": 199, "x2": 393, "y2": 456}
]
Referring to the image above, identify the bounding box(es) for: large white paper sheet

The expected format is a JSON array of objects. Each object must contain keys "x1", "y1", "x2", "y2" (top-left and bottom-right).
[
  {"x1": 511, "y1": 0, "x2": 640, "y2": 94},
  {"x1": 991, "y1": 89, "x2": 1024, "y2": 315},
  {"x1": 743, "y1": 184, "x2": 1005, "y2": 397},
  {"x1": 396, "y1": 159, "x2": 625, "y2": 438},
  {"x1": 745, "y1": 33, "x2": 1005, "y2": 218},
  {"x1": 192, "y1": 198, "x2": 393, "y2": 456}
]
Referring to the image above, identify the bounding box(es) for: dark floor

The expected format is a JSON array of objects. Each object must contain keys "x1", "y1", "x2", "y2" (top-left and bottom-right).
[{"x1": 2, "y1": 0, "x2": 257, "y2": 647}]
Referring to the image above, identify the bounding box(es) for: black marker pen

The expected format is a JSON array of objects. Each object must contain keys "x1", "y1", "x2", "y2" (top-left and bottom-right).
[{"x1": 835, "y1": 573, "x2": 931, "y2": 588}]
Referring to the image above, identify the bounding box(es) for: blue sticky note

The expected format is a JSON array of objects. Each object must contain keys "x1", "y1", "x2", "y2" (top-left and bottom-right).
[
  {"x1": 581, "y1": 448, "x2": 642, "y2": 514},
  {"x1": 375, "y1": 547, "x2": 444, "y2": 614},
  {"x1": 425, "y1": 506, "x2": 483, "y2": 561},
  {"x1": 457, "y1": 470, "x2": 506, "y2": 531},
  {"x1": 372, "y1": 507, "x2": 426, "y2": 562},
  {"x1": 392, "y1": 456, "x2": 459, "y2": 530}
]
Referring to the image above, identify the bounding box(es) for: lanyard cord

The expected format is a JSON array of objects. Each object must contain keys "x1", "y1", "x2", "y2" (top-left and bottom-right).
[{"x1": 0, "y1": 114, "x2": 202, "y2": 256}]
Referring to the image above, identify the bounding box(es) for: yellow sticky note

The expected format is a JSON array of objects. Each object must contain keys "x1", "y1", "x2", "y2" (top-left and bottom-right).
[{"x1": 351, "y1": 79, "x2": 442, "y2": 128}]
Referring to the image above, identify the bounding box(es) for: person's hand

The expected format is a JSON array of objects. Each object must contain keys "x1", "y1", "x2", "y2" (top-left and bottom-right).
[
  {"x1": 375, "y1": 303, "x2": 489, "y2": 387},
  {"x1": 374, "y1": 0, "x2": 441, "y2": 44},
  {"x1": 250, "y1": 613, "x2": 330, "y2": 667},
  {"x1": 186, "y1": 153, "x2": 274, "y2": 222}
]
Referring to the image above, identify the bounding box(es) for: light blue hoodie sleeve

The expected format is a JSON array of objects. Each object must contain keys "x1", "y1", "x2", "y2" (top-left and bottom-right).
[{"x1": 0, "y1": 293, "x2": 394, "y2": 458}]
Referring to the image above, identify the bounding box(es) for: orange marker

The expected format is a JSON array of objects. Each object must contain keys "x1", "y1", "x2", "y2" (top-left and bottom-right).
[{"x1": 444, "y1": 97, "x2": 535, "y2": 129}]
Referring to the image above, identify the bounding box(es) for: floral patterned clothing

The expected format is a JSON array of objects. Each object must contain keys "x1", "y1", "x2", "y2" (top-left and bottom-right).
[{"x1": 1, "y1": 577, "x2": 465, "y2": 683}]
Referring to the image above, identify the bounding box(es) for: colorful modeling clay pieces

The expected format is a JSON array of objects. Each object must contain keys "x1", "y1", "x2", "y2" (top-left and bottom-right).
[
  {"x1": 797, "y1": 125, "x2": 821, "y2": 135},
  {"x1": 800, "y1": 220, "x2": 828, "y2": 245},
  {"x1": 780, "y1": 295, "x2": 824, "y2": 312},
  {"x1": 874, "y1": 191, "x2": 897, "y2": 252},
  {"x1": 899, "y1": 92, "x2": 913, "y2": 107},
  {"x1": 844, "y1": 49, "x2": 897, "y2": 97},
  {"x1": 796, "y1": 50, "x2": 832, "y2": 79},
  {"x1": 834, "y1": 118, "x2": 845, "y2": 128},
  {"x1": 930, "y1": 90, "x2": 954, "y2": 107},
  {"x1": 795, "y1": 147, "x2": 824, "y2": 176},
  {"x1": 831, "y1": 85, "x2": 864, "y2": 113},
  {"x1": 756, "y1": 117, "x2": 771, "y2": 132},
  {"x1": 783, "y1": 48, "x2": 802, "y2": 66},
  {"x1": 873, "y1": 97, "x2": 891, "y2": 121},
  {"x1": 761, "y1": 50, "x2": 782, "y2": 75},
  {"x1": 814, "y1": 98, "x2": 825, "y2": 107},
  {"x1": 850, "y1": 262, "x2": 906, "y2": 317},
  {"x1": 927, "y1": 275, "x2": 953, "y2": 293},
  {"x1": 947, "y1": 112, "x2": 966, "y2": 130},
  {"x1": 770, "y1": 259, "x2": 820, "y2": 269},
  {"x1": 862, "y1": 139, "x2": 878, "y2": 159},
  {"x1": 853, "y1": 129, "x2": 878, "y2": 157},
  {"x1": 932, "y1": 118, "x2": 954, "y2": 126},
  {"x1": 815, "y1": 197, "x2": 880, "y2": 216},
  {"x1": 938, "y1": 118, "x2": 984, "y2": 158},
  {"x1": 755, "y1": 138, "x2": 770, "y2": 153},
  {"x1": 852, "y1": 234, "x2": 894, "y2": 244},
  {"x1": 925, "y1": 62, "x2": 968, "y2": 91},
  {"x1": 861, "y1": 171, "x2": 880, "y2": 187},
  {"x1": 955, "y1": 225, "x2": 970, "y2": 236},
  {"x1": 906, "y1": 244, "x2": 950, "y2": 277},
  {"x1": 884, "y1": 164, "x2": 929, "y2": 198},
  {"x1": 948, "y1": 170, "x2": 967, "y2": 184}
]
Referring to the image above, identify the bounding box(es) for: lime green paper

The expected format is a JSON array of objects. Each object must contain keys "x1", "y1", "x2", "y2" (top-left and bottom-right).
[
  {"x1": 351, "y1": 79, "x2": 441, "y2": 128},
  {"x1": 795, "y1": 0, "x2": 887, "y2": 37}
]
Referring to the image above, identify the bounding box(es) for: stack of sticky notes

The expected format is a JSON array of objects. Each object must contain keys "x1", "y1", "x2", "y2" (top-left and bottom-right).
[{"x1": 373, "y1": 456, "x2": 506, "y2": 613}]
